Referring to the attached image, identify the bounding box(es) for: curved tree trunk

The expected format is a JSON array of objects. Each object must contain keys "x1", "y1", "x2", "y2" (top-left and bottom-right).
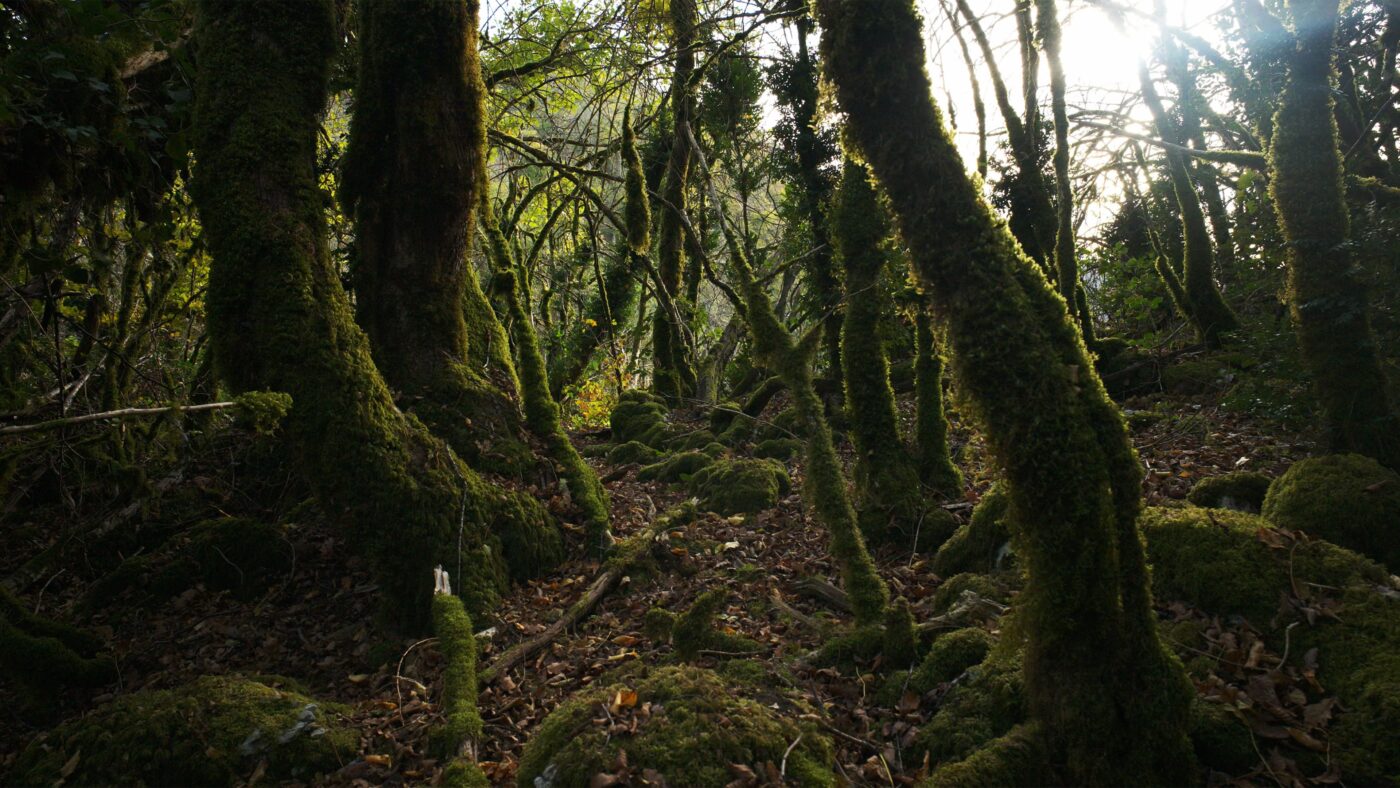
[
  {"x1": 817, "y1": 0, "x2": 1195, "y2": 781},
  {"x1": 339, "y1": 0, "x2": 533, "y2": 477},
  {"x1": 191, "y1": 0, "x2": 559, "y2": 630},
  {"x1": 914, "y1": 307, "x2": 962, "y2": 498},
  {"x1": 1269, "y1": 0, "x2": 1400, "y2": 470}
]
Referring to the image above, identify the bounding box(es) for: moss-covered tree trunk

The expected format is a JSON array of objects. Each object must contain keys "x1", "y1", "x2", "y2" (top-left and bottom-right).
[
  {"x1": 651, "y1": 0, "x2": 699, "y2": 404},
  {"x1": 817, "y1": 0, "x2": 1195, "y2": 782},
  {"x1": 191, "y1": 0, "x2": 559, "y2": 629},
  {"x1": 339, "y1": 0, "x2": 532, "y2": 476},
  {"x1": 1269, "y1": 0, "x2": 1400, "y2": 470},
  {"x1": 913, "y1": 307, "x2": 962, "y2": 497},
  {"x1": 1036, "y1": 0, "x2": 1079, "y2": 318},
  {"x1": 833, "y1": 161, "x2": 930, "y2": 545},
  {"x1": 1139, "y1": 60, "x2": 1240, "y2": 348}
]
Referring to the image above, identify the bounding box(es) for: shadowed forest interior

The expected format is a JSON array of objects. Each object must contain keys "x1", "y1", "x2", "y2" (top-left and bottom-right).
[{"x1": 3, "y1": 0, "x2": 1400, "y2": 784}]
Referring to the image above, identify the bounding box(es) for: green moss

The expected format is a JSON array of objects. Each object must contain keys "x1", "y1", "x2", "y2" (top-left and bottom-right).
[
  {"x1": 606, "y1": 440, "x2": 664, "y2": 466},
  {"x1": 1187, "y1": 471, "x2": 1273, "y2": 513},
  {"x1": 910, "y1": 649, "x2": 1026, "y2": 769},
  {"x1": 910, "y1": 628, "x2": 993, "y2": 693},
  {"x1": 923, "y1": 724, "x2": 1050, "y2": 787},
  {"x1": 10, "y1": 676, "x2": 354, "y2": 785},
  {"x1": 668, "y1": 429, "x2": 718, "y2": 452},
  {"x1": 1187, "y1": 699, "x2": 1256, "y2": 775},
  {"x1": 751, "y1": 437, "x2": 801, "y2": 460},
  {"x1": 232, "y1": 390, "x2": 293, "y2": 434},
  {"x1": 609, "y1": 391, "x2": 672, "y2": 448},
  {"x1": 932, "y1": 486, "x2": 1012, "y2": 577},
  {"x1": 1262, "y1": 454, "x2": 1400, "y2": 571},
  {"x1": 709, "y1": 400, "x2": 742, "y2": 432},
  {"x1": 883, "y1": 597, "x2": 919, "y2": 668},
  {"x1": 637, "y1": 450, "x2": 714, "y2": 483},
  {"x1": 643, "y1": 608, "x2": 678, "y2": 642},
  {"x1": 186, "y1": 517, "x2": 294, "y2": 598},
  {"x1": 1160, "y1": 357, "x2": 1234, "y2": 395},
  {"x1": 516, "y1": 666, "x2": 835, "y2": 787},
  {"x1": 931, "y1": 573, "x2": 1011, "y2": 616},
  {"x1": 670, "y1": 590, "x2": 758, "y2": 660},
  {"x1": 430, "y1": 593, "x2": 482, "y2": 759},
  {"x1": 687, "y1": 457, "x2": 791, "y2": 516},
  {"x1": 0, "y1": 589, "x2": 114, "y2": 691},
  {"x1": 812, "y1": 624, "x2": 885, "y2": 670}
]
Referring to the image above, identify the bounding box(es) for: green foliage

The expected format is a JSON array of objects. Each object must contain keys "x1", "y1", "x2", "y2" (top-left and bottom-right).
[
  {"x1": 1187, "y1": 471, "x2": 1273, "y2": 513},
  {"x1": 1262, "y1": 454, "x2": 1400, "y2": 571},
  {"x1": 10, "y1": 675, "x2": 354, "y2": 785},
  {"x1": 516, "y1": 665, "x2": 835, "y2": 787},
  {"x1": 686, "y1": 457, "x2": 790, "y2": 516},
  {"x1": 910, "y1": 628, "x2": 993, "y2": 693}
]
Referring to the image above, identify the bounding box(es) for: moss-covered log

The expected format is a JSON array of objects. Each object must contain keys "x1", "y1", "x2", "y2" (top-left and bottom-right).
[
  {"x1": 1138, "y1": 60, "x2": 1239, "y2": 348},
  {"x1": 430, "y1": 579, "x2": 490, "y2": 786},
  {"x1": 833, "y1": 161, "x2": 930, "y2": 545},
  {"x1": 1267, "y1": 0, "x2": 1400, "y2": 470},
  {"x1": 339, "y1": 0, "x2": 531, "y2": 475},
  {"x1": 190, "y1": 0, "x2": 558, "y2": 627},
  {"x1": 816, "y1": 0, "x2": 1195, "y2": 780},
  {"x1": 481, "y1": 195, "x2": 611, "y2": 547}
]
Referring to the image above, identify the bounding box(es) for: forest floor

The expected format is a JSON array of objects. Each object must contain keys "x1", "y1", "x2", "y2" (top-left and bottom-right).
[{"x1": 0, "y1": 388, "x2": 1330, "y2": 786}]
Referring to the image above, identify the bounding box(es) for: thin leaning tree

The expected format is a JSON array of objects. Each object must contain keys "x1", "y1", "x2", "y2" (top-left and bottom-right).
[{"x1": 816, "y1": 0, "x2": 1195, "y2": 783}]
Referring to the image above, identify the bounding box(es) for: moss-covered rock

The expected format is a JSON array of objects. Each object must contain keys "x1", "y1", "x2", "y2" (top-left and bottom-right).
[
  {"x1": 1141, "y1": 506, "x2": 1385, "y2": 624},
  {"x1": 609, "y1": 390, "x2": 672, "y2": 448},
  {"x1": 1187, "y1": 471, "x2": 1272, "y2": 513},
  {"x1": 910, "y1": 628, "x2": 994, "y2": 693},
  {"x1": 669, "y1": 429, "x2": 718, "y2": 452},
  {"x1": 636, "y1": 450, "x2": 714, "y2": 483},
  {"x1": 1187, "y1": 699, "x2": 1256, "y2": 775},
  {"x1": 1262, "y1": 454, "x2": 1400, "y2": 571},
  {"x1": 687, "y1": 458, "x2": 791, "y2": 516},
  {"x1": 709, "y1": 400, "x2": 743, "y2": 433},
  {"x1": 932, "y1": 486, "x2": 1012, "y2": 577},
  {"x1": 516, "y1": 666, "x2": 835, "y2": 787},
  {"x1": 752, "y1": 437, "x2": 802, "y2": 460},
  {"x1": 931, "y1": 573, "x2": 1012, "y2": 616},
  {"x1": 9, "y1": 676, "x2": 354, "y2": 785},
  {"x1": 606, "y1": 440, "x2": 664, "y2": 466}
]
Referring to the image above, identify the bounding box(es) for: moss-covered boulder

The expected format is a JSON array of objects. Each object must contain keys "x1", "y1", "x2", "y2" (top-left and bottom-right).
[
  {"x1": 1141, "y1": 506, "x2": 1400, "y2": 781},
  {"x1": 931, "y1": 573, "x2": 1012, "y2": 616},
  {"x1": 606, "y1": 440, "x2": 664, "y2": 466},
  {"x1": 636, "y1": 450, "x2": 714, "y2": 483},
  {"x1": 752, "y1": 437, "x2": 802, "y2": 460},
  {"x1": 516, "y1": 666, "x2": 836, "y2": 787},
  {"x1": 668, "y1": 429, "x2": 718, "y2": 452},
  {"x1": 1141, "y1": 506, "x2": 1385, "y2": 624},
  {"x1": 910, "y1": 628, "x2": 994, "y2": 693},
  {"x1": 932, "y1": 486, "x2": 1012, "y2": 577},
  {"x1": 687, "y1": 458, "x2": 791, "y2": 516},
  {"x1": 609, "y1": 390, "x2": 671, "y2": 448},
  {"x1": 1262, "y1": 454, "x2": 1400, "y2": 571},
  {"x1": 1187, "y1": 471, "x2": 1272, "y2": 513},
  {"x1": 9, "y1": 675, "x2": 353, "y2": 785}
]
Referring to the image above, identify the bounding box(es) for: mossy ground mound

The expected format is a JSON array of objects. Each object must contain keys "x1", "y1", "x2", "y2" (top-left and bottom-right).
[
  {"x1": 9, "y1": 675, "x2": 354, "y2": 785},
  {"x1": 606, "y1": 440, "x2": 663, "y2": 466},
  {"x1": 910, "y1": 648, "x2": 1025, "y2": 771},
  {"x1": 1261, "y1": 453, "x2": 1400, "y2": 571},
  {"x1": 1141, "y1": 505, "x2": 1400, "y2": 781},
  {"x1": 1187, "y1": 471, "x2": 1272, "y2": 513},
  {"x1": 910, "y1": 627, "x2": 994, "y2": 693},
  {"x1": 687, "y1": 457, "x2": 791, "y2": 516},
  {"x1": 516, "y1": 665, "x2": 835, "y2": 787},
  {"x1": 636, "y1": 450, "x2": 714, "y2": 483},
  {"x1": 931, "y1": 573, "x2": 1013, "y2": 615},
  {"x1": 752, "y1": 436, "x2": 802, "y2": 460}
]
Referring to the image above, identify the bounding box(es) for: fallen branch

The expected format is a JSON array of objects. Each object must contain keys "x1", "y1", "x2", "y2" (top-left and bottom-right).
[
  {"x1": 794, "y1": 576, "x2": 854, "y2": 614},
  {"x1": 0, "y1": 401, "x2": 237, "y2": 436},
  {"x1": 478, "y1": 504, "x2": 694, "y2": 685}
]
